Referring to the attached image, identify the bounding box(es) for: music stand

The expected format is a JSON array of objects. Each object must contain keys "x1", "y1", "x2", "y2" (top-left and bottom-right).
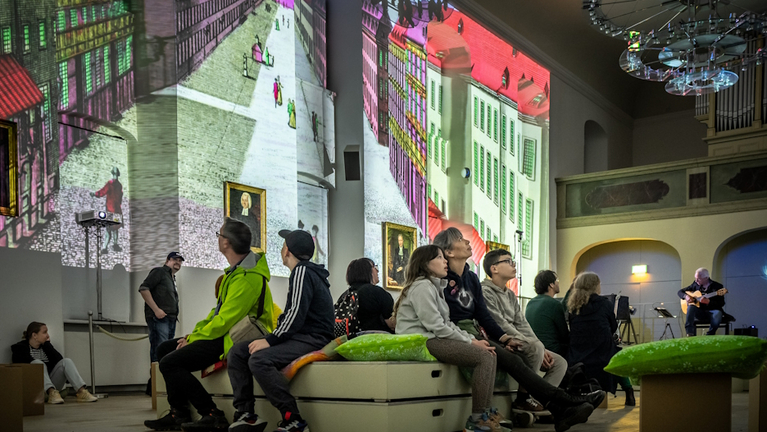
[{"x1": 655, "y1": 307, "x2": 676, "y2": 340}]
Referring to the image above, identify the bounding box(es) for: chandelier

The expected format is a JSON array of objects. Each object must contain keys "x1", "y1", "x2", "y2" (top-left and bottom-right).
[{"x1": 582, "y1": 0, "x2": 767, "y2": 96}]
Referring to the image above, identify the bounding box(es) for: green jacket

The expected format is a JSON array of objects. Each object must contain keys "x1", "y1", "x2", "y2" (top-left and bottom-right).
[{"x1": 187, "y1": 252, "x2": 275, "y2": 358}]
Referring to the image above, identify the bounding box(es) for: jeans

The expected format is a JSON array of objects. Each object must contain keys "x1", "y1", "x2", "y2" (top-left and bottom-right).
[
  {"x1": 147, "y1": 315, "x2": 177, "y2": 363},
  {"x1": 684, "y1": 305, "x2": 723, "y2": 336},
  {"x1": 32, "y1": 358, "x2": 86, "y2": 392},
  {"x1": 228, "y1": 334, "x2": 327, "y2": 418},
  {"x1": 157, "y1": 337, "x2": 224, "y2": 415}
]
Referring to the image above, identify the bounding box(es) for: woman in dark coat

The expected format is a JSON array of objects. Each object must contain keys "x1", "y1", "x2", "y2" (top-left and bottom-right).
[
  {"x1": 567, "y1": 272, "x2": 635, "y2": 406},
  {"x1": 335, "y1": 258, "x2": 395, "y2": 336}
]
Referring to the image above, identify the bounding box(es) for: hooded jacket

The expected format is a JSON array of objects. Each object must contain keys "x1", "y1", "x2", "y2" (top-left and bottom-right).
[
  {"x1": 187, "y1": 252, "x2": 275, "y2": 358},
  {"x1": 395, "y1": 276, "x2": 473, "y2": 343},
  {"x1": 266, "y1": 261, "x2": 334, "y2": 346},
  {"x1": 480, "y1": 279, "x2": 538, "y2": 344}
]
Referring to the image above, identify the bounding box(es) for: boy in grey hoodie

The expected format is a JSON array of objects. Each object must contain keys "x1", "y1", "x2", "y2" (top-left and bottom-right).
[{"x1": 481, "y1": 249, "x2": 567, "y2": 410}]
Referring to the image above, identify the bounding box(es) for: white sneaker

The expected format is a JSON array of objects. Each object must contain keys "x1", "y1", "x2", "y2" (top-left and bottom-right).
[
  {"x1": 76, "y1": 388, "x2": 98, "y2": 402},
  {"x1": 47, "y1": 389, "x2": 64, "y2": 404}
]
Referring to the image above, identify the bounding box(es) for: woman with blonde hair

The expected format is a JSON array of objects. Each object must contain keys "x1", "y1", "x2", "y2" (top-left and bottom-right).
[{"x1": 567, "y1": 272, "x2": 635, "y2": 406}]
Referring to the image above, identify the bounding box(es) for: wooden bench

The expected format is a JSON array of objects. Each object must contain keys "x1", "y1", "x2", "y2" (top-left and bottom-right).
[{"x1": 154, "y1": 361, "x2": 521, "y2": 432}]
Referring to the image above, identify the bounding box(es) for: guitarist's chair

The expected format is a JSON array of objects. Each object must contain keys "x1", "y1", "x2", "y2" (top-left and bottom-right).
[{"x1": 694, "y1": 311, "x2": 736, "y2": 335}]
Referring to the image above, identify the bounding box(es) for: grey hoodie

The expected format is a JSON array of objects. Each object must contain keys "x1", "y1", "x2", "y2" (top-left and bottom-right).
[
  {"x1": 395, "y1": 276, "x2": 473, "y2": 343},
  {"x1": 480, "y1": 279, "x2": 538, "y2": 344}
]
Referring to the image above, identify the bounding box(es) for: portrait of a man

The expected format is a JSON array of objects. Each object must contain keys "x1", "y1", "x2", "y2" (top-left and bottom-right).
[
  {"x1": 224, "y1": 182, "x2": 266, "y2": 253},
  {"x1": 382, "y1": 222, "x2": 417, "y2": 289}
]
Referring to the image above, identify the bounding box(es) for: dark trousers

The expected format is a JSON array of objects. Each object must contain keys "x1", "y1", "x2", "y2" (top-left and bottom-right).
[
  {"x1": 228, "y1": 334, "x2": 327, "y2": 418},
  {"x1": 484, "y1": 338, "x2": 559, "y2": 404},
  {"x1": 157, "y1": 337, "x2": 224, "y2": 415},
  {"x1": 684, "y1": 305, "x2": 723, "y2": 336}
]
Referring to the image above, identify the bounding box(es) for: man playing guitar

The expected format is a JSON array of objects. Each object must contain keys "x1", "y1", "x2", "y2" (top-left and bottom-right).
[{"x1": 677, "y1": 268, "x2": 728, "y2": 337}]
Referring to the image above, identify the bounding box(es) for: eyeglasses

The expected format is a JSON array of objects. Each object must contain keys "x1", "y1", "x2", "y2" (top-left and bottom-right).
[
  {"x1": 215, "y1": 231, "x2": 227, "y2": 239},
  {"x1": 496, "y1": 259, "x2": 516, "y2": 267}
]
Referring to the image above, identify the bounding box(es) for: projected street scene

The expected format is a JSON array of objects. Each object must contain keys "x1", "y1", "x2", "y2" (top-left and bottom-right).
[
  {"x1": 0, "y1": 0, "x2": 334, "y2": 277},
  {"x1": 362, "y1": 1, "x2": 550, "y2": 283}
]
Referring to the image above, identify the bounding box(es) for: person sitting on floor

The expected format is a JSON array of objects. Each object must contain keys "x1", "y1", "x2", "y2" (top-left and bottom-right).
[
  {"x1": 11, "y1": 321, "x2": 98, "y2": 404},
  {"x1": 567, "y1": 272, "x2": 635, "y2": 407},
  {"x1": 227, "y1": 228, "x2": 334, "y2": 432},
  {"x1": 525, "y1": 270, "x2": 570, "y2": 361},
  {"x1": 433, "y1": 228, "x2": 604, "y2": 432},
  {"x1": 481, "y1": 250, "x2": 568, "y2": 412},
  {"x1": 144, "y1": 217, "x2": 275, "y2": 431},
  {"x1": 334, "y1": 257, "x2": 395, "y2": 337}
]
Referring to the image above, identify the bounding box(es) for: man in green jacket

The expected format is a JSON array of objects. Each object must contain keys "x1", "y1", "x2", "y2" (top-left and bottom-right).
[
  {"x1": 525, "y1": 270, "x2": 570, "y2": 361},
  {"x1": 145, "y1": 218, "x2": 275, "y2": 432}
]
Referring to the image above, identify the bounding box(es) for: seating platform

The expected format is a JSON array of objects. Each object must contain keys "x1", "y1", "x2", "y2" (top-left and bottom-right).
[{"x1": 154, "y1": 361, "x2": 520, "y2": 432}]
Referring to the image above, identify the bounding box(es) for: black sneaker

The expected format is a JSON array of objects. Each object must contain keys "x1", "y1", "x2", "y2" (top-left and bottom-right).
[
  {"x1": 273, "y1": 415, "x2": 308, "y2": 432},
  {"x1": 552, "y1": 402, "x2": 594, "y2": 432},
  {"x1": 229, "y1": 411, "x2": 267, "y2": 432},
  {"x1": 145, "y1": 409, "x2": 192, "y2": 431},
  {"x1": 181, "y1": 409, "x2": 229, "y2": 431}
]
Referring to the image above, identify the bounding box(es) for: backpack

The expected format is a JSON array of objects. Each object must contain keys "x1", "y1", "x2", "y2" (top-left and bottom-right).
[
  {"x1": 334, "y1": 288, "x2": 361, "y2": 338},
  {"x1": 560, "y1": 362, "x2": 602, "y2": 395}
]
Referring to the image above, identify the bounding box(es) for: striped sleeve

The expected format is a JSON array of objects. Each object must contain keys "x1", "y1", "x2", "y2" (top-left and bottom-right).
[{"x1": 266, "y1": 265, "x2": 312, "y2": 345}]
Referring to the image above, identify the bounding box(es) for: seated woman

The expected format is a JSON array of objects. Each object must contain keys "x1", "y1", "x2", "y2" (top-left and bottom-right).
[
  {"x1": 335, "y1": 258, "x2": 395, "y2": 336},
  {"x1": 567, "y1": 272, "x2": 635, "y2": 406},
  {"x1": 394, "y1": 245, "x2": 510, "y2": 432},
  {"x1": 11, "y1": 322, "x2": 98, "y2": 404}
]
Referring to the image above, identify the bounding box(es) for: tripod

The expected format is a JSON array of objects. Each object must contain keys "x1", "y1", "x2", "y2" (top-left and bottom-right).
[{"x1": 659, "y1": 319, "x2": 675, "y2": 340}]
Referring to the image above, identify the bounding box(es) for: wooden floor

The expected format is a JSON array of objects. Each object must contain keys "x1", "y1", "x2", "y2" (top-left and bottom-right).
[{"x1": 22, "y1": 390, "x2": 752, "y2": 432}]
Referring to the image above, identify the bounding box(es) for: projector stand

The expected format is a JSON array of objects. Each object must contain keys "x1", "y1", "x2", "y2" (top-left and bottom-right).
[{"x1": 618, "y1": 319, "x2": 639, "y2": 345}]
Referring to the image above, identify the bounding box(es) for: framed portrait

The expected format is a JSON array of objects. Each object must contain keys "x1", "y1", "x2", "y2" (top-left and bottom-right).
[
  {"x1": 382, "y1": 222, "x2": 417, "y2": 290},
  {"x1": 224, "y1": 181, "x2": 266, "y2": 253},
  {"x1": 485, "y1": 241, "x2": 510, "y2": 254},
  {"x1": 0, "y1": 119, "x2": 18, "y2": 217}
]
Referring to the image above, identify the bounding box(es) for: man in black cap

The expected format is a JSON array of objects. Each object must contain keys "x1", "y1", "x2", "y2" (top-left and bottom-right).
[
  {"x1": 226, "y1": 229, "x2": 334, "y2": 432},
  {"x1": 139, "y1": 251, "x2": 184, "y2": 395}
]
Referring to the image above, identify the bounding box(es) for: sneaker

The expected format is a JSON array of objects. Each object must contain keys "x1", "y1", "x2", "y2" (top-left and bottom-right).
[
  {"x1": 553, "y1": 402, "x2": 594, "y2": 432},
  {"x1": 145, "y1": 409, "x2": 192, "y2": 431},
  {"x1": 464, "y1": 413, "x2": 502, "y2": 432},
  {"x1": 76, "y1": 388, "x2": 98, "y2": 402},
  {"x1": 47, "y1": 389, "x2": 64, "y2": 404},
  {"x1": 229, "y1": 411, "x2": 267, "y2": 432},
  {"x1": 512, "y1": 396, "x2": 544, "y2": 412},
  {"x1": 486, "y1": 408, "x2": 513, "y2": 431},
  {"x1": 274, "y1": 415, "x2": 309, "y2": 432},
  {"x1": 181, "y1": 409, "x2": 229, "y2": 431}
]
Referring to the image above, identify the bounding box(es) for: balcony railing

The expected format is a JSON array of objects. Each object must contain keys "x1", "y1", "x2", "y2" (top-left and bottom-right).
[{"x1": 556, "y1": 150, "x2": 767, "y2": 228}]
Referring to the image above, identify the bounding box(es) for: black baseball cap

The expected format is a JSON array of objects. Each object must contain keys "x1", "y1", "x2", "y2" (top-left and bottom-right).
[
  {"x1": 278, "y1": 229, "x2": 314, "y2": 261},
  {"x1": 167, "y1": 251, "x2": 185, "y2": 261}
]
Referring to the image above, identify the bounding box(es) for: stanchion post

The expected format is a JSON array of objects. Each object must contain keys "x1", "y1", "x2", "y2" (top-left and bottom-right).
[{"x1": 88, "y1": 311, "x2": 95, "y2": 395}]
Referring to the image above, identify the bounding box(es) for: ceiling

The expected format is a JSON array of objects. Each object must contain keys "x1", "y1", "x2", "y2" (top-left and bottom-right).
[{"x1": 466, "y1": 0, "x2": 766, "y2": 119}]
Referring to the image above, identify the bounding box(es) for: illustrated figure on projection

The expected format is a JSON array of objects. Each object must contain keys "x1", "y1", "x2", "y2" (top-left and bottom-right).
[
  {"x1": 233, "y1": 191, "x2": 262, "y2": 248},
  {"x1": 275, "y1": 17, "x2": 280, "y2": 31},
  {"x1": 91, "y1": 166, "x2": 123, "y2": 254},
  {"x1": 311, "y1": 111, "x2": 320, "y2": 142},
  {"x1": 390, "y1": 232, "x2": 411, "y2": 285},
  {"x1": 311, "y1": 224, "x2": 325, "y2": 264},
  {"x1": 274, "y1": 76, "x2": 283, "y2": 107},
  {"x1": 288, "y1": 99, "x2": 296, "y2": 129}
]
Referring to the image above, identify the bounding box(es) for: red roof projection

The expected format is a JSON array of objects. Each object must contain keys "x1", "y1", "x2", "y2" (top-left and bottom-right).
[
  {"x1": 431, "y1": 10, "x2": 550, "y2": 119},
  {"x1": 0, "y1": 55, "x2": 44, "y2": 118}
]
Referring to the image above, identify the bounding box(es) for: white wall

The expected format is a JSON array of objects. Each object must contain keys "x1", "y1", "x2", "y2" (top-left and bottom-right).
[
  {"x1": 632, "y1": 110, "x2": 707, "y2": 167},
  {"x1": 0, "y1": 249, "x2": 64, "y2": 363}
]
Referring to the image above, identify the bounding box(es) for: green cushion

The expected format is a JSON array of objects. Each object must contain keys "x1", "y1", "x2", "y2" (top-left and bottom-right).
[
  {"x1": 334, "y1": 334, "x2": 437, "y2": 362},
  {"x1": 605, "y1": 335, "x2": 767, "y2": 381}
]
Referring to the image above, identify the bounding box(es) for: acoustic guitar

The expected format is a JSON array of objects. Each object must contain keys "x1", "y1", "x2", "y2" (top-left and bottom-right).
[{"x1": 680, "y1": 288, "x2": 728, "y2": 315}]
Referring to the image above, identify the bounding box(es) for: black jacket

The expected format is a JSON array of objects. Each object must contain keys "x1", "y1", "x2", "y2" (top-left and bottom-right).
[
  {"x1": 677, "y1": 279, "x2": 725, "y2": 311},
  {"x1": 350, "y1": 282, "x2": 394, "y2": 333},
  {"x1": 11, "y1": 340, "x2": 63, "y2": 373},
  {"x1": 568, "y1": 294, "x2": 619, "y2": 393},
  {"x1": 444, "y1": 264, "x2": 506, "y2": 342},
  {"x1": 139, "y1": 265, "x2": 179, "y2": 319},
  {"x1": 266, "y1": 261, "x2": 334, "y2": 346}
]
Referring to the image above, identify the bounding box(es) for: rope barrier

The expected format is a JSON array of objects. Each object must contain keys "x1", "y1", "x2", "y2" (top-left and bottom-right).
[{"x1": 97, "y1": 325, "x2": 149, "y2": 341}]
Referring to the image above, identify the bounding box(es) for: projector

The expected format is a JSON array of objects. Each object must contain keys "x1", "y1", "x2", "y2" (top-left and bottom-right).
[{"x1": 75, "y1": 210, "x2": 122, "y2": 227}]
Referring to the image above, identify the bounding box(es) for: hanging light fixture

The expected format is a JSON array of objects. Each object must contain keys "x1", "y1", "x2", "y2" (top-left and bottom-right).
[{"x1": 582, "y1": 0, "x2": 767, "y2": 96}]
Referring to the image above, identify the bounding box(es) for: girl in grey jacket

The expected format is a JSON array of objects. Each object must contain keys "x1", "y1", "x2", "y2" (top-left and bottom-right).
[{"x1": 394, "y1": 245, "x2": 508, "y2": 432}]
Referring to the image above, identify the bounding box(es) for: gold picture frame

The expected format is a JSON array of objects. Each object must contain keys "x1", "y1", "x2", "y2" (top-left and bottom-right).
[
  {"x1": 382, "y1": 222, "x2": 417, "y2": 290},
  {"x1": 0, "y1": 119, "x2": 18, "y2": 217},
  {"x1": 224, "y1": 181, "x2": 266, "y2": 253},
  {"x1": 485, "y1": 241, "x2": 510, "y2": 254}
]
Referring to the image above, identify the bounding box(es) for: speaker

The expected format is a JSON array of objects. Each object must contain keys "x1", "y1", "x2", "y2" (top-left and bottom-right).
[
  {"x1": 343, "y1": 146, "x2": 360, "y2": 181},
  {"x1": 734, "y1": 327, "x2": 758, "y2": 337}
]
